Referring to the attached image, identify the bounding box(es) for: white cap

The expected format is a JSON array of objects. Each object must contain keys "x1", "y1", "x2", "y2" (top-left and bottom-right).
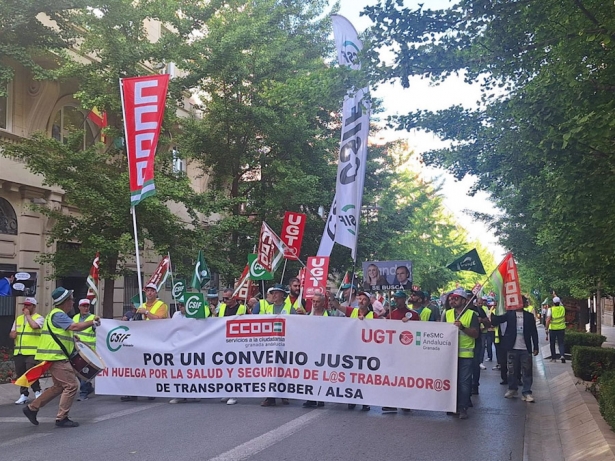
[
  {"x1": 24, "y1": 297, "x2": 37, "y2": 306},
  {"x1": 145, "y1": 283, "x2": 158, "y2": 290},
  {"x1": 78, "y1": 298, "x2": 91, "y2": 306},
  {"x1": 553, "y1": 296, "x2": 561, "y2": 304}
]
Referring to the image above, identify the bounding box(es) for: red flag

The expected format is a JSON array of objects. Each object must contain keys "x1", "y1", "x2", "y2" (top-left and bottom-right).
[
  {"x1": 14, "y1": 361, "x2": 51, "y2": 387},
  {"x1": 120, "y1": 74, "x2": 170, "y2": 206},
  {"x1": 491, "y1": 253, "x2": 522, "y2": 315},
  {"x1": 86, "y1": 252, "x2": 99, "y2": 304},
  {"x1": 280, "y1": 212, "x2": 306, "y2": 260},
  {"x1": 146, "y1": 255, "x2": 171, "y2": 292},
  {"x1": 257, "y1": 222, "x2": 285, "y2": 272},
  {"x1": 233, "y1": 264, "x2": 252, "y2": 299},
  {"x1": 304, "y1": 256, "x2": 329, "y2": 299}
]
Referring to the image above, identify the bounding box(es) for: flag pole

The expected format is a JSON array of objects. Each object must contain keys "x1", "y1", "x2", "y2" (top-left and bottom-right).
[
  {"x1": 280, "y1": 259, "x2": 288, "y2": 283},
  {"x1": 167, "y1": 252, "x2": 178, "y2": 315},
  {"x1": 131, "y1": 206, "x2": 144, "y2": 308},
  {"x1": 455, "y1": 252, "x2": 510, "y2": 321}
]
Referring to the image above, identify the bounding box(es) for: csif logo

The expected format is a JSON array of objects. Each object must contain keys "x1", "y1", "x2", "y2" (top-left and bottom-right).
[
  {"x1": 107, "y1": 325, "x2": 132, "y2": 352},
  {"x1": 185, "y1": 294, "x2": 203, "y2": 316},
  {"x1": 338, "y1": 204, "x2": 357, "y2": 235}
]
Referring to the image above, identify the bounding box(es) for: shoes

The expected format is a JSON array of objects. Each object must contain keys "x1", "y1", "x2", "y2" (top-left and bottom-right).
[
  {"x1": 120, "y1": 396, "x2": 137, "y2": 402},
  {"x1": 220, "y1": 397, "x2": 229, "y2": 403},
  {"x1": 77, "y1": 395, "x2": 88, "y2": 401},
  {"x1": 34, "y1": 391, "x2": 42, "y2": 399},
  {"x1": 55, "y1": 417, "x2": 79, "y2": 428},
  {"x1": 521, "y1": 394, "x2": 535, "y2": 402},
  {"x1": 22, "y1": 405, "x2": 39, "y2": 426},
  {"x1": 492, "y1": 364, "x2": 501, "y2": 370},
  {"x1": 226, "y1": 398, "x2": 238, "y2": 405},
  {"x1": 458, "y1": 408, "x2": 468, "y2": 420},
  {"x1": 348, "y1": 404, "x2": 356, "y2": 410},
  {"x1": 382, "y1": 407, "x2": 398, "y2": 413},
  {"x1": 15, "y1": 394, "x2": 28, "y2": 405},
  {"x1": 303, "y1": 401, "x2": 317, "y2": 408},
  {"x1": 261, "y1": 398, "x2": 276, "y2": 407},
  {"x1": 361, "y1": 405, "x2": 370, "y2": 411},
  {"x1": 504, "y1": 389, "x2": 518, "y2": 399},
  {"x1": 169, "y1": 398, "x2": 188, "y2": 404},
  {"x1": 561, "y1": 358, "x2": 566, "y2": 363},
  {"x1": 479, "y1": 363, "x2": 487, "y2": 370},
  {"x1": 281, "y1": 398, "x2": 289, "y2": 405}
]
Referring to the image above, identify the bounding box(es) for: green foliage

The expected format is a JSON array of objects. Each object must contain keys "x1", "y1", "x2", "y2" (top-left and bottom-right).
[
  {"x1": 364, "y1": 0, "x2": 615, "y2": 297},
  {"x1": 572, "y1": 346, "x2": 615, "y2": 382},
  {"x1": 599, "y1": 371, "x2": 615, "y2": 431},
  {"x1": 565, "y1": 331, "x2": 607, "y2": 354}
]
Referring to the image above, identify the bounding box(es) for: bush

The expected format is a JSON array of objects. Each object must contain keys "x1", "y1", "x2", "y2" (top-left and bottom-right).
[
  {"x1": 572, "y1": 346, "x2": 615, "y2": 381},
  {"x1": 599, "y1": 371, "x2": 615, "y2": 431},
  {"x1": 565, "y1": 331, "x2": 607, "y2": 353}
]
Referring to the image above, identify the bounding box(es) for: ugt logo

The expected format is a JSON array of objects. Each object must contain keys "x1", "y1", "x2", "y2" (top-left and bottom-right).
[{"x1": 107, "y1": 326, "x2": 132, "y2": 352}]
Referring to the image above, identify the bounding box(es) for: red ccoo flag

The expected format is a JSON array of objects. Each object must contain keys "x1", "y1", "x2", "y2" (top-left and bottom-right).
[
  {"x1": 86, "y1": 252, "x2": 99, "y2": 305},
  {"x1": 88, "y1": 108, "x2": 108, "y2": 142}
]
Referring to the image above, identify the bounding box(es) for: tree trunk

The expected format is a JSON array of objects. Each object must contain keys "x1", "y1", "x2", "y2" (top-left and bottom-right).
[
  {"x1": 102, "y1": 277, "x2": 115, "y2": 319},
  {"x1": 102, "y1": 252, "x2": 119, "y2": 319},
  {"x1": 597, "y1": 279, "x2": 602, "y2": 336}
]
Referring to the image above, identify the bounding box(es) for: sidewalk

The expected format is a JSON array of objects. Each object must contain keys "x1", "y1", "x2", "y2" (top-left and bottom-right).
[{"x1": 524, "y1": 324, "x2": 615, "y2": 461}]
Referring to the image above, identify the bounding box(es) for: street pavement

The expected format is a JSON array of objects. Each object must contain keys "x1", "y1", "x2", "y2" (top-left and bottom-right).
[
  {"x1": 0, "y1": 363, "x2": 524, "y2": 461},
  {"x1": 4, "y1": 322, "x2": 615, "y2": 460}
]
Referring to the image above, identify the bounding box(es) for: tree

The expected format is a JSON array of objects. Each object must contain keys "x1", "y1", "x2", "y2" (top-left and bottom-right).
[
  {"x1": 2, "y1": 0, "x2": 222, "y2": 317},
  {"x1": 363, "y1": 0, "x2": 615, "y2": 298}
]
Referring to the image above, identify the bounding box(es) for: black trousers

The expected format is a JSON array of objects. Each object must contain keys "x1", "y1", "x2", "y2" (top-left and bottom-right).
[{"x1": 13, "y1": 354, "x2": 41, "y2": 395}]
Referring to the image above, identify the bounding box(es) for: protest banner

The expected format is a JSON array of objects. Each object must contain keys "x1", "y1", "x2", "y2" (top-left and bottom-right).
[{"x1": 96, "y1": 317, "x2": 457, "y2": 412}]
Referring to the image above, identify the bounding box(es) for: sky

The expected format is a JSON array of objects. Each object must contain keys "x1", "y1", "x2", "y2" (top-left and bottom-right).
[{"x1": 334, "y1": 0, "x2": 505, "y2": 261}]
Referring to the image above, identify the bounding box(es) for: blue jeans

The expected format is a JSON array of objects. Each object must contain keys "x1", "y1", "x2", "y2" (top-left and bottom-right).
[
  {"x1": 79, "y1": 378, "x2": 93, "y2": 397},
  {"x1": 507, "y1": 349, "x2": 533, "y2": 395},
  {"x1": 458, "y1": 357, "x2": 473, "y2": 411}
]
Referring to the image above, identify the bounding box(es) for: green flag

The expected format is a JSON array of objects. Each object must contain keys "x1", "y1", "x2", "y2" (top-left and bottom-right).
[
  {"x1": 131, "y1": 293, "x2": 142, "y2": 308},
  {"x1": 172, "y1": 279, "x2": 186, "y2": 301},
  {"x1": 446, "y1": 249, "x2": 486, "y2": 275},
  {"x1": 248, "y1": 254, "x2": 274, "y2": 281},
  {"x1": 184, "y1": 292, "x2": 207, "y2": 318},
  {"x1": 191, "y1": 250, "x2": 211, "y2": 291}
]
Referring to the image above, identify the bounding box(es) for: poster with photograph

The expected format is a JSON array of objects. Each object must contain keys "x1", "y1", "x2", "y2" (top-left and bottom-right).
[
  {"x1": 361, "y1": 261, "x2": 412, "y2": 291},
  {"x1": 0, "y1": 271, "x2": 37, "y2": 297}
]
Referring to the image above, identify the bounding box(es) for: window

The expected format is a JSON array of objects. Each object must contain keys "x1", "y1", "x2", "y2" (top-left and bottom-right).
[
  {"x1": 0, "y1": 197, "x2": 17, "y2": 235},
  {"x1": 51, "y1": 105, "x2": 95, "y2": 149},
  {"x1": 172, "y1": 147, "x2": 186, "y2": 174},
  {"x1": 0, "y1": 82, "x2": 12, "y2": 131}
]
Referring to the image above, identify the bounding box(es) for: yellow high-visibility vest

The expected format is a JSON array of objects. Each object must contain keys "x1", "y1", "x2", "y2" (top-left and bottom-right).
[
  {"x1": 14, "y1": 313, "x2": 43, "y2": 356},
  {"x1": 35, "y1": 308, "x2": 74, "y2": 361}
]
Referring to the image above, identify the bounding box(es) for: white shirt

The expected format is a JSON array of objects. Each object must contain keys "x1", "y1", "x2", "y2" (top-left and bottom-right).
[
  {"x1": 371, "y1": 299, "x2": 385, "y2": 317},
  {"x1": 172, "y1": 311, "x2": 186, "y2": 319},
  {"x1": 513, "y1": 311, "x2": 526, "y2": 350},
  {"x1": 11, "y1": 314, "x2": 45, "y2": 331}
]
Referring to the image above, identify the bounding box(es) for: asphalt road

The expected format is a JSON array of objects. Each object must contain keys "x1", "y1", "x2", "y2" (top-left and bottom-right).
[{"x1": 0, "y1": 366, "x2": 525, "y2": 461}]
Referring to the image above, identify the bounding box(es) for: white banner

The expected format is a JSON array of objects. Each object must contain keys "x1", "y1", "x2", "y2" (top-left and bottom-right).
[
  {"x1": 95, "y1": 317, "x2": 458, "y2": 412},
  {"x1": 318, "y1": 15, "x2": 370, "y2": 259}
]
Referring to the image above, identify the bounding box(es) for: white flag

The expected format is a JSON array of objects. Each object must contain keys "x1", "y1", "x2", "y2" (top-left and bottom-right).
[{"x1": 318, "y1": 15, "x2": 370, "y2": 259}]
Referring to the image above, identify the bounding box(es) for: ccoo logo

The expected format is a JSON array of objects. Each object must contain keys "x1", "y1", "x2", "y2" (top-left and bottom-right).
[{"x1": 107, "y1": 325, "x2": 132, "y2": 352}]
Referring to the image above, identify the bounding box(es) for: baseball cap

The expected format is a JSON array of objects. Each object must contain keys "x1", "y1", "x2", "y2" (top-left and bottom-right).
[
  {"x1": 51, "y1": 287, "x2": 73, "y2": 306},
  {"x1": 450, "y1": 288, "x2": 469, "y2": 299},
  {"x1": 78, "y1": 299, "x2": 90, "y2": 306},
  {"x1": 267, "y1": 283, "x2": 288, "y2": 294},
  {"x1": 145, "y1": 283, "x2": 158, "y2": 290},
  {"x1": 392, "y1": 290, "x2": 408, "y2": 298},
  {"x1": 24, "y1": 297, "x2": 37, "y2": 306},
  {"x1": 553, "y1": 296, "x2": 561, "y2": 304}
]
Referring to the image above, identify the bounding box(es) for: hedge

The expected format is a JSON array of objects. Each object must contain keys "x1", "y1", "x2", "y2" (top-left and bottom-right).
[
  {"x1": 565, "y1": 331, "x2": 607, "y2": 354},
  {"x1": 571, "y1": 346, "x2": 615, "y2": 381},
  {"x1": 599, "y1": 371, "x2": 615, "y2": 432}
]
